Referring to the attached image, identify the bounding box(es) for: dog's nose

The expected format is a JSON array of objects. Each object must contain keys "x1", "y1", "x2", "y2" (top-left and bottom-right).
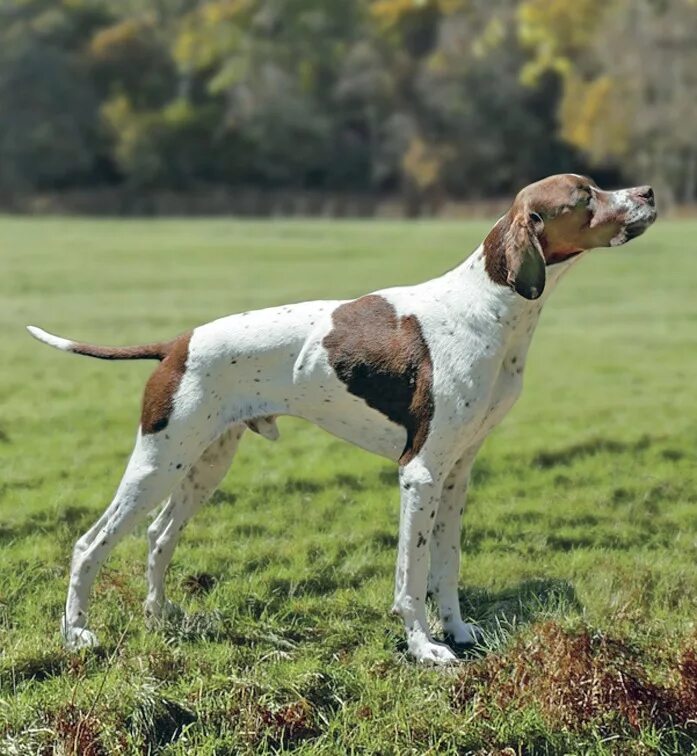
[{"x1": 634, "y1": 186, "x2": 655, "y2": 206}]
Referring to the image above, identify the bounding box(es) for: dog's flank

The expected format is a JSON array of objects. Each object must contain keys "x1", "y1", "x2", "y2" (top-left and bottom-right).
[{"x1": 28, "y1": 174, "x2": 656, "y2": 664}]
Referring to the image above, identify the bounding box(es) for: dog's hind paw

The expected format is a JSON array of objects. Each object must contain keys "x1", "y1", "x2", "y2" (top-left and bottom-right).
[{"x1": 62, "y1": 624, "x2": 99, "y2": 651}]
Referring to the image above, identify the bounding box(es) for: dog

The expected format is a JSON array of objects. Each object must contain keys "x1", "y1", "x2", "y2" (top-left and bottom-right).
[{"x1": 28, "y1": 174, "x2": 656, "y2": 664}]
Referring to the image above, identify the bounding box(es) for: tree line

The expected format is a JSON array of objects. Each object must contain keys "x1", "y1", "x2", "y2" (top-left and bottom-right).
[{"x1": 1, "y1": 0, "x2": 695, "y2": 214}]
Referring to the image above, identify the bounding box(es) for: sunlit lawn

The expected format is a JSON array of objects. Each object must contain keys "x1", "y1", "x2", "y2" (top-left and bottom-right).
[{"x1": 1, "y1": 216, "x2": 697, "y2": 753}]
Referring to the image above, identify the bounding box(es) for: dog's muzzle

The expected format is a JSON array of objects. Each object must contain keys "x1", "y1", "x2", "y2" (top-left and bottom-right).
[{"x1": 611, "y1": 186, "x2": 657, "y2": 246}]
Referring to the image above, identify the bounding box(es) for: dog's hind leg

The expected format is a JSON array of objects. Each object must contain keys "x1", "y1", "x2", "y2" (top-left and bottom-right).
[
  {"x1": 144, "y1": 423, "x2": 246, "y2": 623},
  {"x1": 62, "y1": 430, "x2": 205, "y2": 650}
]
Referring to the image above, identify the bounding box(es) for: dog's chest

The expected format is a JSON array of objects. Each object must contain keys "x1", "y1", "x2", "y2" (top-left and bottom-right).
[
  {"x1": 430, "y1": 307, "x2": 538, "y2": 447},
  {"x1": 480, "y1": 349, "x2": 527, "y2": 429}
]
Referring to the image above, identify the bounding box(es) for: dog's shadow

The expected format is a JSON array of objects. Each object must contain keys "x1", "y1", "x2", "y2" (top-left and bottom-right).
[
  {"x1": 467, "y1": 577, "x2": 581, "y2": 656},
  {"x1": 398, "y1": 577, "x2": 581, "y2": 659},
  {"x1": 461, "y1": 576, "x2": 581, "y2": 630}
]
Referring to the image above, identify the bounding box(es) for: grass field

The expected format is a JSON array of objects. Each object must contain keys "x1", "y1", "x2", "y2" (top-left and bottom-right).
[{"x1": 2, "y1": 216, "x2": 697, "y2": 754}]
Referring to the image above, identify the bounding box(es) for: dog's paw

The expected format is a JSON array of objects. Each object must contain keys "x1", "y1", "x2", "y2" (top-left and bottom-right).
[
  {"x1": 144, "y1": 598, "x2": 183, "y2": 627},
  {"x1": 411, "y1": 640, "x2": 459, "y2": 666},
  {"x1": 444, "y1": 621, "x2": 484, "y2": 647},
  {"x1": 62, "y1": 624, "x2": 99, "y2": 651}
]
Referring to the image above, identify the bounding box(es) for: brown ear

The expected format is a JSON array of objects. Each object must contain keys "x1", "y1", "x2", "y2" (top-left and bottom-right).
[{"x1": 505, "y1": 211, "x2": 546, "y2": 300}]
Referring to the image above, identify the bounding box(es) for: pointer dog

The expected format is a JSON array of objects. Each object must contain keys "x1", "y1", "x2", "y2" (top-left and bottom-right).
[{"x1": 29, "y1": 174, "x2": 656, "y2": 664}]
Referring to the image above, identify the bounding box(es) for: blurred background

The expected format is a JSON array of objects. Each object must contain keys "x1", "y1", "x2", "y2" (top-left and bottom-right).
[{"x1": 1, "y1": 0, "x2": 696, "y2": 217}]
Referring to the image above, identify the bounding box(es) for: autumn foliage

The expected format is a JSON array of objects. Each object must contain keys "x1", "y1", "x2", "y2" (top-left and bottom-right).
[{"x1": 1, "y1": 0, "x2": 696, "y2": 208}]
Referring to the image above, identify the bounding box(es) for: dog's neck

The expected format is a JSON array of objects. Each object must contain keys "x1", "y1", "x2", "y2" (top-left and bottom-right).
[
  {"x1": 446, "y1": 243, "x2": 582, "y2": 313},
  {"x1": 434, "y1": 243, "x2": 584, "y2": 350}
]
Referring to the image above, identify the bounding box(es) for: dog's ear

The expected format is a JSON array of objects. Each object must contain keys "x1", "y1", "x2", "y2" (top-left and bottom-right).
[{"x1": 504, "y1": 211, "x2": 546, "y2": 300}]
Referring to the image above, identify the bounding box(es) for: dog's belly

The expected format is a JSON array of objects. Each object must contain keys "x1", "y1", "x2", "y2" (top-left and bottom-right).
[
  {"x1": 298, "y1": 393, "x2": 406, "y2": 461},
  {"x1": 289, "y1": 323, "x2": 408, "y2": 460}
]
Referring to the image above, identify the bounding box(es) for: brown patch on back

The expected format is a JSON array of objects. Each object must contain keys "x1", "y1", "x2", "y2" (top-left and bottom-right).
[
  {"x1": 141, "y1": 332, "x2": 192, "y2": 434},
  {"x1": 323, "y1": 295, "x2": 433, "y2": 465}
]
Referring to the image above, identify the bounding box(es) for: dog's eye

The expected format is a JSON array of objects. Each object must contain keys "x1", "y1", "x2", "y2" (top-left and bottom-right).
[{"x1": 529, "y1": 211, "x2": 543, "y2": 225}]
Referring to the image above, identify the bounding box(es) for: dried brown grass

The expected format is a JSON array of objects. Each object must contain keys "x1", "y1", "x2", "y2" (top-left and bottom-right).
[
  {"x1": 453, "y1": 620, "x2": 697, "y2": 733},
  {"x1": 51, "y1": 704, "x2": 109, "y2": 756},
  {"x1": 226, "y1": 687, "x2": 320, "y2": 750}
]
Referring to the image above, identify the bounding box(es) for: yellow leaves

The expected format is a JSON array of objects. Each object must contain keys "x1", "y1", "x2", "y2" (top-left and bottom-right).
[
  {"x1": 208, "y1": 55, "x2": 250, "y2": 94},
  {"x1": 201, "y1": 0, "x2": 253, "y2": 25},
  {"x1": 472, "y1": 16, "x2": 505, "y2": 59},
  {"x1": 100, "y1": 95, "x2": 140, "y2": 171},
  {"x1": 161, "y1": 98, "x2": 196, "y2": 126},
  {"x1": 402, "y1": 137, "x2": 447, "y2": 189},
  {"x1": 370, "y1": 0, "x2": 465, "y2": 27},
  {"x1": 519, "y1": 0, "x2": 604, "y2": 51},
  {"x1": 173, "y1": 24, "x2": 210, "y2": 70},
  {"x1": 89, "y1": 18, "x2": 154, "y2": 61},
  {"x1": 173, "y1": 1, "x2": 252, "y2": 70},
  {"x1": 371, "y1": 0, "x2": 429, "y2": 24},
  {"x1": 101, "y1": 94, "x2": 134, "y2": 139},
  {"x1": 520, "y1": 52, "x2": 569, "y2": 88},
  {"x1": 518, "y1": 0, "x2": 609, "y2": 85},
  {"x1": 100, "y1": 95, "x2": 189, "y2": 182},
  {"x1": 517, "y1": 0, "x2": 630, "y2": 163},
  {"x1": 517, "y1": 0, "x2": 632, "y2": 159},
  {"x1": 559, "y1": 74, "x2": 631, "y2": 162}
]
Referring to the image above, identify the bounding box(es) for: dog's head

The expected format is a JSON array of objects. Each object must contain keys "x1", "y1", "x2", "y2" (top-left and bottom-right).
[{"x1": 484, "y1": 174, "x2": 657, "y2": 300}]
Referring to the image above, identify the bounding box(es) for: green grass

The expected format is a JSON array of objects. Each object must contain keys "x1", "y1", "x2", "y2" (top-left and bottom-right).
[{"x1": 2, "y1": 216, "x2": 697, "y2": 754}]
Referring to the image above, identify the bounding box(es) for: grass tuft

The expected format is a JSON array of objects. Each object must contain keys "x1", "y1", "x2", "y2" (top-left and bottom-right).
[
  {"x1": 127, "y1": 682, "x2": 197, "y2": 749},
  {"x1": 453, "y1": 620, "x2": 697, "y2": 737}
]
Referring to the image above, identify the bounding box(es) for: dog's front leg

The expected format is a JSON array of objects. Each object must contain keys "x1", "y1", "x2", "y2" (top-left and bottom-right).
[
  {"x1": 391, "y1": 457, "x2": 457, "y2": 665},
  {"x1": 429, "y1": 447, "x2": 483, "y2": 647}
]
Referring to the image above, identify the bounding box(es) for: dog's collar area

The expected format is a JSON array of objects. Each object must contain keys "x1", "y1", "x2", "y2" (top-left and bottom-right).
[{"x1": 546, "y1": 250, "x2": 583, "y2": 267}]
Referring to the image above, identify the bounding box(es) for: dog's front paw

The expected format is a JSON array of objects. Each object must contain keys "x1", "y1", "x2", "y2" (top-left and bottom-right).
[
  {"x1": 444, "y1": 621, "x2": 484, "y2": 647},
  {"x1": 62, "y1": 622, "x2": 99, "y2": 651},
  {"x1": 144, "y1": 598, "x2": 183, "y2": 627},
  {"x1": 410, "y1": 640, "x2": 459, "y2": 665}
]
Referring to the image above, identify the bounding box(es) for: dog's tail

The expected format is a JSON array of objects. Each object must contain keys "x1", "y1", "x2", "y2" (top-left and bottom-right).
[{"x1": 26, "y1": 325, "x2": 172, "y2": 361}]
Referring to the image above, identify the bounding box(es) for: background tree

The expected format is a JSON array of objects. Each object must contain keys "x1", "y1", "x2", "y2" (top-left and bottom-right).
[
  {"x1": 520, "y1": 0, "x2": 697, "y2": 206},
  {"x1": 1, "y1": 0, "x2": 694, "y2": 212},
  {"x1": 0, "y1": 0, "x2": 107, "y2": 190}
]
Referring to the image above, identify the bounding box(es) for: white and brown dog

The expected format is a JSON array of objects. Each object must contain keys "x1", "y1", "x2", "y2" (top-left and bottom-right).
[{"x1": 28, "y1": 174, "x2": 656, "y2": 664}]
